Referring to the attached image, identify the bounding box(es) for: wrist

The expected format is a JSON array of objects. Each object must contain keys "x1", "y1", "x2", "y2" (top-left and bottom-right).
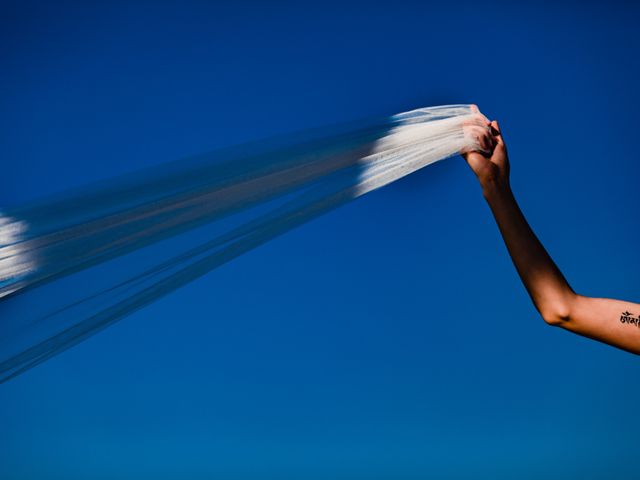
[{"x1": 481, "y1": 177, "x2": 512, "y2": 201}]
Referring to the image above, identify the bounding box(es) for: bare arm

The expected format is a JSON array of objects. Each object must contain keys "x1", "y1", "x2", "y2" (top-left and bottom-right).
[{"x1": 464, "y1": 116, "x2": 640, "y2": 355}]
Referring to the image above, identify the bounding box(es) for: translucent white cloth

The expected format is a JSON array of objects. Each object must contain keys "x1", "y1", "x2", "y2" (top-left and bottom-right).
[{"x1": 0, "y1": 105, "x2": 489, "y2": 382}]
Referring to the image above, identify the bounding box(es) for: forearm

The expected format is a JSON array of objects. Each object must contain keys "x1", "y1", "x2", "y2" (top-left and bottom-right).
[
  {"x1": 482, "y1": 180, "x2": 575, "y2": 325},
  {"x1": 568, "y1": 296, "x2": 640, "y2": 354}
]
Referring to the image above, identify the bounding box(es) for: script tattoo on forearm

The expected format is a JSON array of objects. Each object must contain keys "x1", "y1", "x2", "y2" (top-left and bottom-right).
[{"x1": 619, "y1": 311, "x2": 640, "y2": 328}]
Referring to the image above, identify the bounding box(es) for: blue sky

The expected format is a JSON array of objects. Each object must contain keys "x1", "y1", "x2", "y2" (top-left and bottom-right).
[{"x1": 1, "y1": 1, "x2": 639, "y2": 479}]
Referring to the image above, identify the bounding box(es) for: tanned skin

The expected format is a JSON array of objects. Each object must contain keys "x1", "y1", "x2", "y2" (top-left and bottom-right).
[{"x1": 463, "y1": 111, "x2": 640, "y2": 355}]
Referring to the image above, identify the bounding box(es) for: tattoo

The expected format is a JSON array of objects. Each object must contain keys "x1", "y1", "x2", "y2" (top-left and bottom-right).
[{"x1": 620, "y1": 311, "x2": 640, "y2": 328}]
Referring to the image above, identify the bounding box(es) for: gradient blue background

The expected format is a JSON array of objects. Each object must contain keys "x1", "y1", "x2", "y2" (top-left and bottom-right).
[{"x1": 1, "y1": 1, "x2": 639, "y2": 479}]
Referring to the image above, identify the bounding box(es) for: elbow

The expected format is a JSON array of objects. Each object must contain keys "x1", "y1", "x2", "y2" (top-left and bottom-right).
[
  {"x1": 539, "y1": 307, "x2": 570, "y2": 327},
  {"x1": 536, "y1": 296, "x2": 575, "y2": 327}
]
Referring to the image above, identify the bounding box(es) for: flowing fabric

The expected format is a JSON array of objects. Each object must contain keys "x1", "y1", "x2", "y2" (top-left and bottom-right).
[{"x1": 0, "y1": 105, "x2": 489, "y2": 382}]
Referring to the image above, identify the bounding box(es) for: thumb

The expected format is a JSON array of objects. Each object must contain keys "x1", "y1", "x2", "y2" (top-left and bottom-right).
[{"x1": 490, "y1": 120, "x2": 504, "y2": 146}]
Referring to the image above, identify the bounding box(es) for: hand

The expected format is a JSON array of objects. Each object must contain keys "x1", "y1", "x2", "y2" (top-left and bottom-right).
[{"x1": 462, "y1": 108, "x2": 510, "y2": 194}]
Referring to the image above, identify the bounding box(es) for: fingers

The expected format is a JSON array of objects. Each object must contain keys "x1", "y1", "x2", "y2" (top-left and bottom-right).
[
  {"x1": 461, "y1": 125, "x2": 492, "y2": 154},
  {"x1": 470, "y1": 104, "x2": 491, "y2": 126},
  {"x1": 490, "y1": 120, "x2": 504, "y2": 146},
  {"x1": 463, "y1": 106, "x2": 498, "y2": 155},
  {"x1": 481, "y1": 134, "x2": 495, "y2": 153},
  {"x1": 473, "y1": 125, "x2": 495, "y2": 152}
]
